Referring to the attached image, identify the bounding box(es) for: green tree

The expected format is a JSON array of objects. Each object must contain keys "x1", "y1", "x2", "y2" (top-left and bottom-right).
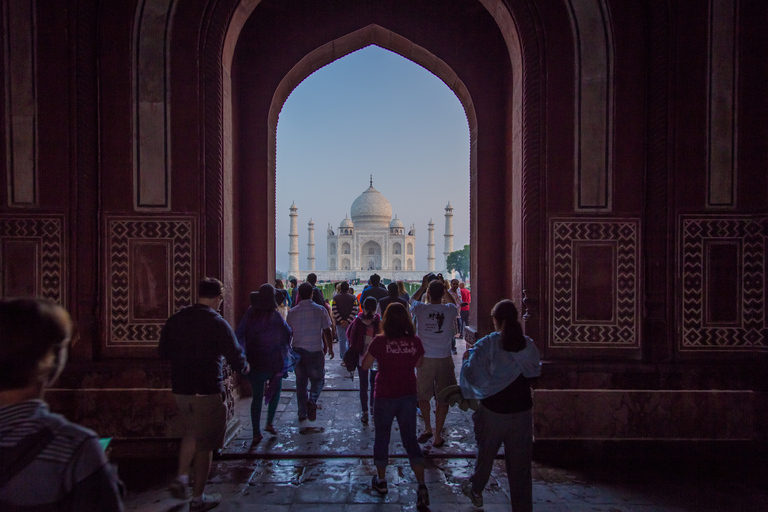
[{"x1": 446, "y1": 244, "x2": 470, "y2": 281}]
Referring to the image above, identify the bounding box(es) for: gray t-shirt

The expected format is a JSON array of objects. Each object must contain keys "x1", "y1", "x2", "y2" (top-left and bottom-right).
[{"x1": 409, "y1": 299, "x2": 459, "y2": 358}]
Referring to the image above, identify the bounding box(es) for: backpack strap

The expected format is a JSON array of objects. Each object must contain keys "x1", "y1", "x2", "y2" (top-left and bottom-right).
[{"x1": 0, "y1": 427, "x2": 55, "y2": 488}]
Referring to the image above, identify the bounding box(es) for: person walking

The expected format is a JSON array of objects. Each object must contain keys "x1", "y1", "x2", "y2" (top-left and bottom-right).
[
  {"x1": 360, "y1": 273, "x2": 388, "y2": 303},
  {"x1": 459, "y1": 300, "x2": 541, "y2": 511},
  {"x1": 376, "y1": 282, "x2": 409, "y2": 316},
  {"x1": 361, "y1": 302, "x2": 429, "y2": 508},
  {"x1": 286, "y1": 283, "x2": 333, "y2": 421},
  {"x1": 0, "y1": 299, "x2": 124, "y2": 511},
  {"x1": 235, "y1": 284, "x2": 292, "y2": 444},
  {"x1": 446, "y1": 279, "x2": 466, "y2": 354},
  {"x1": 274, "y1": 279, "x2": 291, "y2": 320},
  {"x1": 396, "y1": 280, "x2": 410, "y2": 302},
  {"x1": 459, "y1": 282, "x2": 471, "y2": 337},
  {"x1": 159, "y1": 278, "x2": 249, "y2": 511},
  {"x1": 288, "y1": 278, "x2": 298, "y2": 307},
  {"x1": 410, "y1": 274, "x2": 460, "y2": 448},
  {"x1": 346, "y1": 297, "x2": 381, "y2": 424},
  {"x1": 332, "y1": 281, "x2": 359, "y2": 365}
]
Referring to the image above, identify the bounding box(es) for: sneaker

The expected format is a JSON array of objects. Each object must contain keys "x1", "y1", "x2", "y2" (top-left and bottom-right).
[
  {"x1": 461, "y1": 479, "x2": 483, "y2": 507},
  {"x1": 417, "y1": 484, "x2": 430, "y2": 507},
  {"x1": 168, "y1": 479, "x2": 190, "y2": 499},
  {"x1": 306, "y1": 400, "x2": 317, "y2": 421},
  {"x1": 371, "y1": 475, "x2": 388, "y2": 494},
  {"x1": 189, "y1": 492, "x2": 222, "y2": 511},
  {"x1": 361, "y1": 411, "x2": 369, "y2": 424}
]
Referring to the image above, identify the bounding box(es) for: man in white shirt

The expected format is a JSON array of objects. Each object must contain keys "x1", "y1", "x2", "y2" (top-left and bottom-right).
[
  {"x1": 409, "y1": 274, "x2": 460, "y2": 448},
  {"x1": 287, "y1": 283, "x2": 333, "y2": 421}
]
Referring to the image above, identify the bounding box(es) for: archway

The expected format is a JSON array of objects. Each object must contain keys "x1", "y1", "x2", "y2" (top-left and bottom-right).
[{"x1": 209, "y1": 0, "x2": 539, "y2": 337}]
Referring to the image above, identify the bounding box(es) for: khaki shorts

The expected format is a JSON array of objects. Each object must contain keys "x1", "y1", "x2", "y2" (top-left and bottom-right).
[
  {"x1": 416, "y1": 356, "x2": 457, "y2": 403},
  {"x1": 175, "y1": 393, "x2": 227, "y2": 452}
]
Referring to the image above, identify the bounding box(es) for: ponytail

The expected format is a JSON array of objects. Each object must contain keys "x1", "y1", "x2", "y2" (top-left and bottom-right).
[{"x1": 491, "y1": 299, "x2": 525, "y2": 352}]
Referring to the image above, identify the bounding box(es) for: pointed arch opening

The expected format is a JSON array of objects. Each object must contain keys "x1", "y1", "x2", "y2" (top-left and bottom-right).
[{"x1": 212, "y1": 0, "x2": 535, "y2": 337}]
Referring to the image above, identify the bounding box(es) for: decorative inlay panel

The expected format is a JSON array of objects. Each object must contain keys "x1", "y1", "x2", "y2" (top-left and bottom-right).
[
  {"x1": 105, "y1": 217, "x2": 195, "y2": 347},
  {"x1": 550, "y1": 218, "x2": 640, "y2": 348},
  {"x1": 0, "y1": 216, "x2": 65, "y2": 304},
  {"x1": 680, "y1": 215, "x2": 766, "y2": 351}
]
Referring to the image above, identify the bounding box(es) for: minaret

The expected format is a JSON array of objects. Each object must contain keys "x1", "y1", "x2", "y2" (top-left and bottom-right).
[
  {"x1": 307, "y1": 219, "x2": 315, "y2": 271},
  {"x1": 288, "y1": 202, "x2": 299, "y2": 278},
  {"x1": 427, "y1": 219, "x2": 436, "y2": 272},
  {"x1": 444, "y1": 201, "x2": 454, "y2": 276}
]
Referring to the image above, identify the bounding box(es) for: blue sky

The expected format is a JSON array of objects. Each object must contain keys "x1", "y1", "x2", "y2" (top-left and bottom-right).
[{"x1": 275, "y1": 45, "x2": 470, "y2": 273}]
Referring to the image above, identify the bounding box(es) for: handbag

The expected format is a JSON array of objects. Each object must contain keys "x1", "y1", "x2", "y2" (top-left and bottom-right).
[{"x1": 343, "y1": 348, "x2": 360, "y2": 372}]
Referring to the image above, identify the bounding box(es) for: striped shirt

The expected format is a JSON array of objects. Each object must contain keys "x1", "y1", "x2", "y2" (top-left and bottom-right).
[{"x1": 0, "y1": 400, "x2": 123, "y2": 511}]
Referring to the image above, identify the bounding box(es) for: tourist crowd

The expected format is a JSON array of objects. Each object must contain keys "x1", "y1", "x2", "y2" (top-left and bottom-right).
[{"x1": 0, "y1": 272, "x2": 540, "y2": 512}]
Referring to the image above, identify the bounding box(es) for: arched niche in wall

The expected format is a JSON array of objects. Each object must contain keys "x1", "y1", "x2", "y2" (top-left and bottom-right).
[
  {"x1": 567, "y1": 0, "x2": 614, "y2": 211},
  {"x1": 133, "y1": 0, "x2": 174, "y2": 210}
]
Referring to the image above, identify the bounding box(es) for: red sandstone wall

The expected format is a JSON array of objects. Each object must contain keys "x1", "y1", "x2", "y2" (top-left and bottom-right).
[{"x1": 0, "y1": 0, "x2": 765, "y2": 442}]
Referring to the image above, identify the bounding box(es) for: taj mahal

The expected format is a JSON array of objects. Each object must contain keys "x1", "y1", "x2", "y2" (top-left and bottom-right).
[{"x1": 288, "y1": 177, "x2": 456, "y2": 282}]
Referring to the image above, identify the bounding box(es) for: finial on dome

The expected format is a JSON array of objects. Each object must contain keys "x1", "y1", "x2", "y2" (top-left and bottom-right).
[{"x1": 370, "y1": 175, "x2": 373, "y2": 187}]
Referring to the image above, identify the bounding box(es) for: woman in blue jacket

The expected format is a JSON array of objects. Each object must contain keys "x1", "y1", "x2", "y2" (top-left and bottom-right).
[{"x1": 459, "y1": 299, "x2": 541, "y2": 511}]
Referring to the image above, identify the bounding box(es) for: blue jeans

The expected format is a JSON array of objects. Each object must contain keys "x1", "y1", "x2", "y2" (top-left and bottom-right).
[
  {"x1": 294, "y1": 347, "x2": 325, "y2": 418},
  {"x1": 247, "y1": 370, "x2": 281, "y2": 434},
  {"x1": 358, "y1": 367, "x2": 377, "y2": 413},
  {"x1": 337, "y1": 327, "x2": 348, "y2": 360},
  {"x1": 373, "y1": 394, "x2": 424, "y2": 468}
]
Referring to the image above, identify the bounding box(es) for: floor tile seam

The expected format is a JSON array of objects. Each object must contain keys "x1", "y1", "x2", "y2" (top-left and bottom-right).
[{"x1": 217, "y1": 453, "x2": 479, "y2": 460}]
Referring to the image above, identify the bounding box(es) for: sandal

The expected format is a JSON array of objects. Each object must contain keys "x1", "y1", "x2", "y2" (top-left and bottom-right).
[
  {"x1": 264, "y1": 424, "x2": 277, "y2": 435},
  {"x1": 416, "y1": 431, "x2": 433, "y2": 443}
]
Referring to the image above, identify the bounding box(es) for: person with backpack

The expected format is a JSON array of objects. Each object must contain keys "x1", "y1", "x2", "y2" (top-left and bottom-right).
[{"x1": 345, "y1": 297, "x2": 380, "y2": 424}]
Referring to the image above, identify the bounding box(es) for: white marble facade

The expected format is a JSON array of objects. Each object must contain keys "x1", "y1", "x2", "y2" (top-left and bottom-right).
[
  {"x1": 288, "y1": 179, "x2": 456, "y2": 282},
  {"x1": 327, "y1": 181, "x2": 416, "y2": 273}
]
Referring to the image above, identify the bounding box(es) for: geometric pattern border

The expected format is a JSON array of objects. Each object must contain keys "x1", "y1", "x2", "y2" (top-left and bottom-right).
[
  {"x1": 550, "y1": 218, "x2": 640, "y2": 348},
  {"x1": 105, "y1": 216, "x2": 195, "y2": 347},
  {"x1": 680, "y1": 215, "x2": 767, "y2": 351},
  {"x1": 0, "y1": 215, "x2": 65, "y2": 305}
]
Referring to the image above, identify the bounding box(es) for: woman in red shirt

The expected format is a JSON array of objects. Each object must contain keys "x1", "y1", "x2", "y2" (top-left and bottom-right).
[{"x1": 361, "y1": 302, "x2": 429, "y2": 508}]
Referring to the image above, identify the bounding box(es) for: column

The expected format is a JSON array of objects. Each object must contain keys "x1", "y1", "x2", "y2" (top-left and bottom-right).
[
  {"x1": 307, "y1": 219, "x2": 315, "y2": 271},
  {"x1": 427, "y1": 219, "x2": 436, "y2": 272},
  {"x1": 288, "y1": 202, "x2": 299, "y2": 277},
  {"x1": 444, "y1": 202, "x2": 454, "y2": 276}
]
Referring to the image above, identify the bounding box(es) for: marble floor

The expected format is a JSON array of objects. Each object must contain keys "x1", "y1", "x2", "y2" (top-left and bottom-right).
[{"x1": 120, "y1": 342, "x2": 768, "y2": 511}]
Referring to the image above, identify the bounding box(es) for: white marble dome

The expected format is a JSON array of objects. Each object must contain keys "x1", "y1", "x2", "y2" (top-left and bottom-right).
[
  {"x1": 340, "y1": 216, "x2": 353, "y2": 228},
  {"x1": 350, "y1": 184, "x2": 392, "y2": 226},
  {"x1": 389, "y1": 216, "x2": 403, "y2": 228}
]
